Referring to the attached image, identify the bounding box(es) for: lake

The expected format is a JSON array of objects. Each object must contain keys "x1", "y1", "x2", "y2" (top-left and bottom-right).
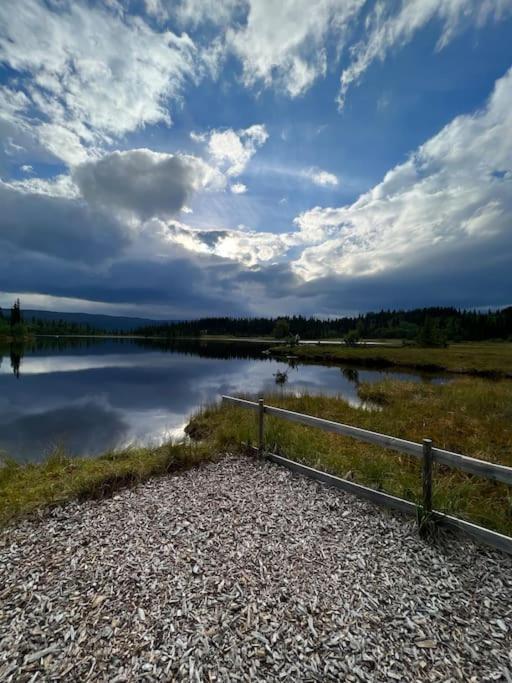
[{"x1": 1, "y1": 338, "x2": 445, "y2": 462}]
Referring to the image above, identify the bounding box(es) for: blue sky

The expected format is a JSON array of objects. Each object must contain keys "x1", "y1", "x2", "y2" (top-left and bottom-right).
[{"x1": 1, "y1": 0, "x2": 512, "y2": 318}]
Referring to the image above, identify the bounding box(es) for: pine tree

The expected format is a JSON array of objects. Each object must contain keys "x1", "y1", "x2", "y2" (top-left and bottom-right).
[{"x1": 10, "y1": 299, "x2": 22, "y2": 327}]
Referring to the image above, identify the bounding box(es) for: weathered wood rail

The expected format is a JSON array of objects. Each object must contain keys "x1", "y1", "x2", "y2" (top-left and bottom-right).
[{"x1": 222, "y1": 395, "x2": 512, "y2": 555}]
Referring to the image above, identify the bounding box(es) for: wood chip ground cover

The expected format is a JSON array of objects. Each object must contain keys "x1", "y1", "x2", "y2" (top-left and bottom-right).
[{"x1": 0, "y1": 456, "x2": 511, "y2": 681}]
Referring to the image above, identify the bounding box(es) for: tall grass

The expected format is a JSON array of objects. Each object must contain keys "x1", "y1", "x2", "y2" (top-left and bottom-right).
[
  {"x1": 0, "y1": 442, "x2": 215, "y2": 526},
  {"x1": 187, "y1": 378, "x2": 512, "y2": 535}
]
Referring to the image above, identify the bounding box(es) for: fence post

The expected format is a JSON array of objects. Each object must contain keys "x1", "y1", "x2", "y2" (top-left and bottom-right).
[
  {"x1": 422, "y1": 438, "x2": 433, "y2": 513},
  {"x1": 258, "y1": 397, "x2": 265, "y2": 457}
]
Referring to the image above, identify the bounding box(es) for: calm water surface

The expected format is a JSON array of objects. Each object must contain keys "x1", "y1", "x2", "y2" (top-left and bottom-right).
[{"x1": 1, "y1": 338, "x2": 444, "y2": 462}]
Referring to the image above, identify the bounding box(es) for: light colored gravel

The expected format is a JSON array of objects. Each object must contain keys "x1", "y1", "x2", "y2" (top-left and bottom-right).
[{"x1": 0, "y1": 455, "x2": 511, "y2": 682}]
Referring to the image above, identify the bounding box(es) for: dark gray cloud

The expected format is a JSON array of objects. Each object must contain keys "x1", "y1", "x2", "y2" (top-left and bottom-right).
[
  {"x1": 0, "y1": 244, "x2": 249, "y2": 317},
  {"x1": 0, "y1": 182, "x2": 129, "y2": 263},
  {"x1": 3, "y1": 226, "x2": 511, "y2": 319},
  {"x1": 73, "y1": 149, "x2": 222, "y2": 219}
]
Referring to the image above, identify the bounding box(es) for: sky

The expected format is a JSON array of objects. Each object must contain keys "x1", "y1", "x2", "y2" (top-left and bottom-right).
[{"x1": 1, "y1": 0, "x2": 512, "y2": 320}]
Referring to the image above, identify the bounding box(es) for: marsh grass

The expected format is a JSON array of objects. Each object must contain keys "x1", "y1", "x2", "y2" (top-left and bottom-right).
[
  {"x1": 187, "y1": 378, "x2": 512, "y2": 535},
  {"x1": 3, "y1": 375, "x2": 512, "y2": 534},
  {"x1": 271, "y1": 341, "x2": 512, "y2": 376},
  {"x1": 0, "y1": 441, "x2": 216, "y2": 526}
]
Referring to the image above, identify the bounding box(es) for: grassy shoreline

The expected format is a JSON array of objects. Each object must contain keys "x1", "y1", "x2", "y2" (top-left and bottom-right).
[
  {"x1": 2, "y1": 373, "x2": 511, "y2": 535},
  {"x1": 0, "y1": 441, "x2": 217, "y2": 527},
  {"x1": 187, "y1": 377, "x2": 512, "y2": 535},
  {"x1": 270, "y1": 341, "x2": 512, "y2": 378}
]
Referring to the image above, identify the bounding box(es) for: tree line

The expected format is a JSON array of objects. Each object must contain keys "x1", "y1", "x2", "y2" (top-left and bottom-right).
[
  {"x1": 3, "y1": 301, "x2": 512, "y2": 345},
  {"x1": 134, "y1": 306, "x2": 512, "y2": 344}
]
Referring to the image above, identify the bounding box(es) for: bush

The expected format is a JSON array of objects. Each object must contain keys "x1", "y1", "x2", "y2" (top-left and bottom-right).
[{"x1": 344, "y1": 329, "x2": 361, "y2": 346}]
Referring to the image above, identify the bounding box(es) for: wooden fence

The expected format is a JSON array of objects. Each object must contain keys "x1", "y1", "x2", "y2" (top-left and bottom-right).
[{"x1": 222, "y1": 395, "x2": 512, "y2": 555}]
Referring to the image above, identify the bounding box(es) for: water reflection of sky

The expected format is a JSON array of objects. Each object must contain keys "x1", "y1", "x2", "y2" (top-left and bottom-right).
[{"x1": 0, "y1": 340, "x2": 444, "y2": 462}]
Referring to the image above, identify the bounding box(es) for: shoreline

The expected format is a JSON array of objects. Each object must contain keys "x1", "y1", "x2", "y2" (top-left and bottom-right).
[
  {"x1": 8, "y1": 335, "x2": 512, "y2": 378},
  {"x1": 268, "y1": 342, "x2": 512, "y2": 379}
]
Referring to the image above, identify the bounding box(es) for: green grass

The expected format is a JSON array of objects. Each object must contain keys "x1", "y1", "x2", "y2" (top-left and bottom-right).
[
  {"x1": 0, "y1": 441, "x2": 216, "y2": 526},
  {"x1": 187, "y1": 377, "x2": 512, "y2": 535},
  {"x1": 3, "y1": 374, "x2": 512, "y2": 535},
  {"x1": 271, "y1": 341, "x2": 512, "y2": 377}
]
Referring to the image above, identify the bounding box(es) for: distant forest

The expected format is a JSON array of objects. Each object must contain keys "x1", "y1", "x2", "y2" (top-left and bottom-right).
[
  {"x1": 0, "y1": 302, "x2": 102, "y2": 338},
  {"x1": 135, "y1": 306, "x2": 512, "y2": 342},
  {"x1": 3, "y1": 303, "x2": 512, "y2": 343}
]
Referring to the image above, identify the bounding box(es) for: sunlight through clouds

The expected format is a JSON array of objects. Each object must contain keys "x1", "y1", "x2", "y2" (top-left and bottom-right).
[{"x1": 1, "y1": 0, "x2": 511, "y2": 316}]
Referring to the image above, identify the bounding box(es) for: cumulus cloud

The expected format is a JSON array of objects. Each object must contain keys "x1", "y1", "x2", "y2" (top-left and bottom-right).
[
  {"x1": 164, "y1": 220, "x2": 298, "y2": 267},
  {"x1": 337, "y1": 0, "x2": 512, "y2": 108},
  {"x1": 294, "y1": 67, "x2": 512, "y2": 285},
  {"x1": 2, "y1": 1, "x2": 511, "y2": 320},
  {"x1": 73, "y1": 149, "x2": 225, "y2": 219},
  {"x1": 305, "y1": 169, "x2": 339, "y2": 187},
  {"x1": 202, "y1": 124, "x2": 268, "y2": 177},
  {"x1": 0, "y1": 0, "x2": 198, "y2": 164},
  {"x1": 230, "y1": 183, "x2": 247, "y2": 194}
]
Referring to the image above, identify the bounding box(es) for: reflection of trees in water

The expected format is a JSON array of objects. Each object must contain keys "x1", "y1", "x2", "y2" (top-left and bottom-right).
[
  {"x1": 134, "y1": 338, "x2": 271, "y2": 361},
  {"x1": 10, "y1": 344, "x2": 24, "y2": 379},
  {"x1": 30, "y1": 337, "x2": 106, "y2": 352},
  {"x1": 14, "y1": 335, "x2": 276, "y2": 361},
  {"x1": 1, "y1": 342, "x2": 25, "y2": 378},
  {"x1": 273, "y1": 370, "x2": 288, "y2": 385},
  {"x1": 342, "y1": 367, "x2": 360, "y2": 385}
]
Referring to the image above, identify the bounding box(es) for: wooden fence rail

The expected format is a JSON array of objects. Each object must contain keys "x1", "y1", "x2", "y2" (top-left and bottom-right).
[{"x1": 222, "y1": 395, "x2": 512, "y2": 555}]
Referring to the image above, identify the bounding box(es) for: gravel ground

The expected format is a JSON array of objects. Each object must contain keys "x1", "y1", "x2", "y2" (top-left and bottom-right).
[{"x1": 1, "y1": 455, "x2": 511, "y2": 682}]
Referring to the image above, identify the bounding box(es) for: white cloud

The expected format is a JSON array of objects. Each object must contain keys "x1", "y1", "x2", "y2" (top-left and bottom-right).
[
  {"x1": 20, "y1": 165, "x2": 33, "y2": 174},
  {"x1": 253, "y1": 162, "x2": 339, "y2": 188},
  {"x1": 227, "y1": 0, "x2": 364, "y2": 97},
  {"x1": 0, "y1": 0, "x2": 198, "y2": 164},
  {"x1": 305, "y1": 168, "x2": 339, "y2": 187},
  {"x1": 6, "y1": 174, "x2": 80, "y2": 199},
  {"x1": 204, "y1": 124, "x2": 268, "y2": 176},
  {"x1": 148, "y1": 0, "x2": 512, "y2": 108},
  {"x1": 0, "y1": 86, "x2": 31, "y2": 123},
  {"x1": 230, "y1": 183, "x2": 247, "y2": 194},
  {"x1": 175, "y1": 0, "x2": 243, "y2": 27},
  {"x1": 164, "y1": 220, "x2": 299, "y2": 266},
  {"x1": 73, "y1": 149, "x2": 225, "y2": 219},
  {"x1": 190, "y1": 131, "x2": 207, "y2": 143},
  {"x1": 143, "y1": 0, "x2": 243, "y2": 27},
  {"x1": 338, "y1": 0, "x2": 512, "y2": 108},
  {"x1": 293, "y1": 67, "x2": 512, "y2": 281}
]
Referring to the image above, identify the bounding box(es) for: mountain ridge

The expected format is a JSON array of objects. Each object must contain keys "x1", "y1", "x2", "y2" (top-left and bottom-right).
[{"x1": 20, "y1": 309, "x2": 176, "y2": 332}]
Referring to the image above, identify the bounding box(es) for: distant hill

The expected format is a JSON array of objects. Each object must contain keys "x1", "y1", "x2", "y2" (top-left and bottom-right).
[{"x1": 22, "y1": 309, "x2": 173, "y2": 332}]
